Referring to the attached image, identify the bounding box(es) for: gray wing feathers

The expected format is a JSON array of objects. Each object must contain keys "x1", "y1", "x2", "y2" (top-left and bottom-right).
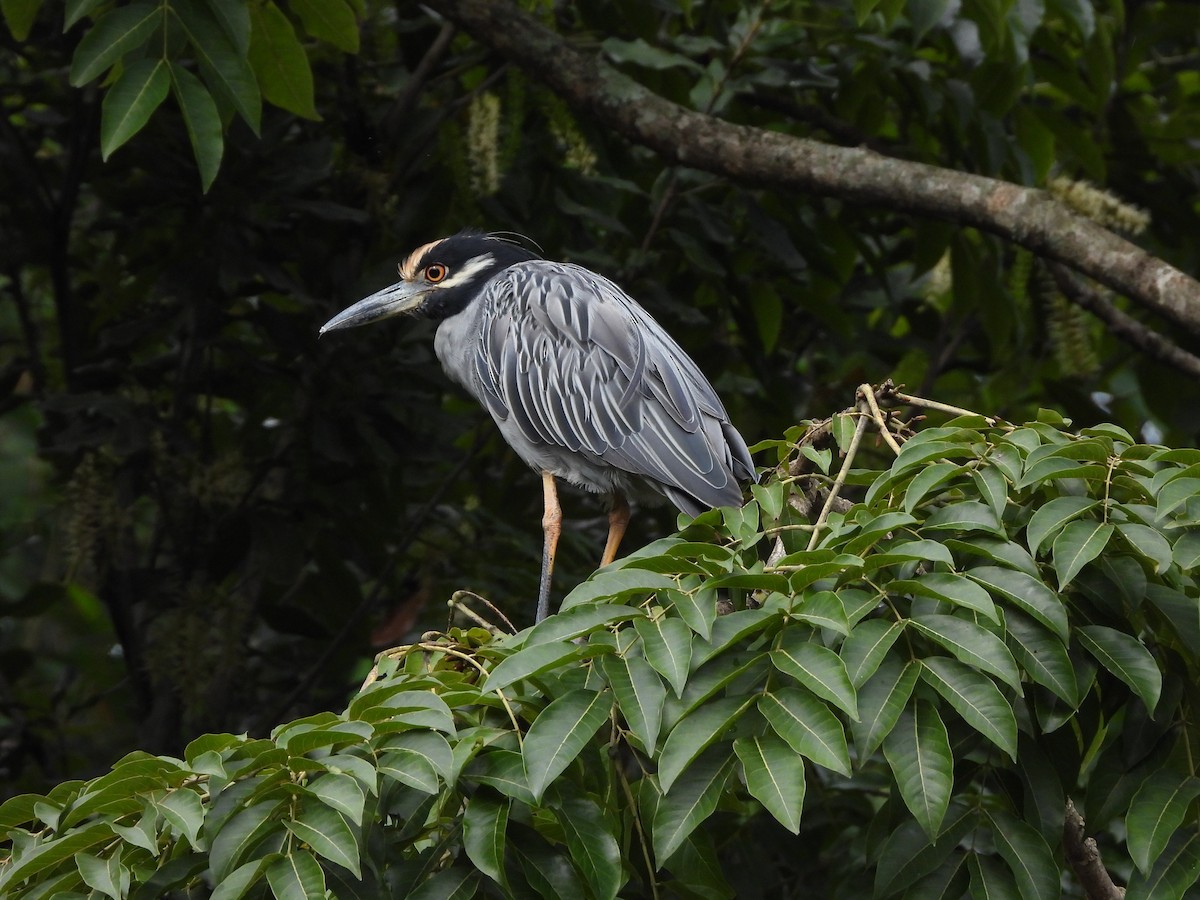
[{"x1": 473, "y1": 261, "x2": 753, "y2": 512}]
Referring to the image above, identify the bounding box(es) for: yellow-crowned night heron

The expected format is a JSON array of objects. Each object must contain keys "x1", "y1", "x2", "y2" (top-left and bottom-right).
[{"x1": 320, "y1": 232, "x2": 755, "y2": 622}]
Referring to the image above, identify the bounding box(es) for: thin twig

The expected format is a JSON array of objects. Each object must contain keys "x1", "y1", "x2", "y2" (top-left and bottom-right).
[
  {"x1": 859, "y1": 383, "x2": 903, "y2": 455},
  {"x1": 805, "y1": 411, "x2": 870, "y2": 551},
  {"x1": 887, "y1": 390, "x2": 999, "y2": 426},
  {"x1": 448, "y1": 590, "x2": 511, "y2": 634}
]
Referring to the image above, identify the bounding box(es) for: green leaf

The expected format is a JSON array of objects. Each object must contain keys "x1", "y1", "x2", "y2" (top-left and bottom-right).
[
  {"x1": 758, "y1": 687, "x2": 851, "y2": 776},
  {"x1": 947, "y1": 537, "x2": 1039, "y2": 576},
  {"x1": 599, "y1": 653, "x2": 665, "y2": 753},
  {"x1": 852, "y1": 655, "x2": 920, "y2": 757},
  {"x1": 482, "y1": 641, "x2": 589, "y2": 693},
  {"x1": 864, "y1": 539, "x2": 955, "y2": 572},
  {"x1": 323, "y1": 753, "x2": 380, "y2": 795},
  {"x1": 1155, "y1": 477, "x2": 1200, "y2": 521},
  {"x1": 1128, "y1": 771, "x2": 1200, "y2": 875},
  {"x1": 892, "y1": 572, "x2": 999, "y2": 623},
  {"x1": 560, "y1": 569, "x2": 677, "y2": 610},
  {"x1": 752, "y1": 481, "x2": 785, "y2": 521},
  {"x1": 169, "y1": 63, "x2": 223, "y2": 192},
  {"x1": 211, "y1": 856, "x2": 276, "y2": 900},
  {"x1": 651, "y1": 748, "x2": 735, "y2": 862},
  {"x1": 695, "y1": 608, "x2": 776, "y2": 664},
  {"x1": 68, "y1": 1, "x2": 158, "y2": 85},
  {"x1": 884, "y1": 702, "x2": 953, "y2": 839},
  {"x1": 874, "y1": 808, "x2": 975, "y2": 896},
  {"x1": 284, "y1": 802, "x2": 359, "y2": 877},
  {"x1": 112, "y1": 808, "x2": 158, "y2": 854},
  {"x1": 968, "y1": 853, "x2": 1021, "y2": 899},
  {"x1": 1017, "y1": 738, "x2": 1067, "y2": 843},
  {"x1": 265, "y1": 849, "x2": 326, "y2": 900},
  {"x1": 923, "y1": 501, "x2": 1003, "y2": 535},
  {"x1": 304, "y1": 772, "x2": 366, "y2": 827},
  {"x1": 465, "y1": 750, "x2": 534, "y2": 805},
  {"x1": 1004, "y1": 610, "x2": 1078, "y2": 705},
  {"x1": 988, "y1": 809, "x2": 1059, "y2": 899},
  {"x1": 1125, "y1": 830, "x2": 1200, "y2": 900},
  {"x1": 65, "y1": 0, "x2": 104, "y2": 30},
  {"x1": 910, "y1": 614, "x2": 1021, "y2": 691},
  {"x1": 248, "y1": 1, "x2": 318, "y2": 119},
  {"x1": 171, "y1": 0, "x2": 261, "y2": 132},
  {"x1": 1118, "y1": 523, "x2": 1174, "y2": 574},
  {"x1": 668, "y1": 588, "x2": 717, "y2": 640},
  {"x1": 153, "y1": 787, "x2": 205, "y2": 849},
  {"x1": 381, "y1": 731, "x2": 454, "y2": 784},
  {"x1": 1051, "y1": 520, "x2": 1113, "y2": 588},
  {"x1": 1025, "y1": 496, "x2": 1097, "y2": 557},
  {"x1": 524, "y1": 604, "x2": 643, "y2": 646},
  {"x1": 408, "y1": 867, "x2": 480, "y2": 900},
  {"x1": 791, "y1": 589, "x2": 850, "y2": 634},
  {"x1": 523, "y1": 689, "x2": 611, "y2": 802},
  {"x1": 1076, "y1": 624, "x2": 1162, "y2": 712},
  {"x1": 903, "y1": 462, "x2": 963, "y2": 512},
  {"x1": 734, "y1": 734, "x2": 805, "y2": 834},
  {"x1": 2, "y1": 0, "x2": 41, "y2": 41},
  {"x1": 76, "y1": 849, "x2": 123, "y2": 899},
  {"x1": 348, "y1": 688, "x2": 456, "y2": 734},
  {"x1": 841, "y1": 619, "x2": 906, "y2": 688},
  {"x1": 0, "y1": 793, "x2": 42, "y2": 828},
  {"x1": 634, "y1": 615, "x2": 693, "y2": 697},
  {"x1": 967, "y1": 566, "x2": 1069, "y2": 642},
  {"x1": 209, "y1": 799, "x2": 284, "y2": 881},
  {"x1": 100, "y1": 57, "x2": 170, "y2": 160},
  {"x1": 513, "y1": 838, "x2": 586, "y2": 898},
  {"x1": 852, "y1": 0, "x2": 884, "y2": 25},
  {"x1": 206, "y1": 0, "x2": 250, "y2": 52},
  {"x1": 919, "y1": 657, "x2": 1018, "y2": 759},
  {"x1": 603, "y1": 36, "x2": 703, "y2": 71},
  {"x1": 972, "y1": 465, "x2": 1010, "y2": 521},
  {"x1": 287, "y1": 0, "x2": 358, "y2": 51},
  {"x1": 1173, "y1": 531, "x2": 1200, "y2": 569},
  {"x1": 0, "y1": 822, "x2": 114, "y2": 891},
  {"x1": 552, "y1": 793, "x2": 624, "y2": 900},
  {"x1": 462, "y1": 794, "x2": 509, "y2": 888},
  {"x1": 657, "y1": 696, "x2": 748, "y2": 792},
  {"x1": 770, "y1": 634, "x2": 858, "y2": 719},
  {"x1": 378, "y1": 748, "x2": 439, "y2": 794}
]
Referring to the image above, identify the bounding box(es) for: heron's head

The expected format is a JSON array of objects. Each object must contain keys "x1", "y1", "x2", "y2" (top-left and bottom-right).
[{"x1": 320, "y1": 231, "x2": 541, "y2": 335}]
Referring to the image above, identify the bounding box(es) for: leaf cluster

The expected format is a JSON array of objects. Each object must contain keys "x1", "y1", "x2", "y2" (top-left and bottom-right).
[{"x1": 4, "y1": 414, "x2": 1199, "y2": 898}]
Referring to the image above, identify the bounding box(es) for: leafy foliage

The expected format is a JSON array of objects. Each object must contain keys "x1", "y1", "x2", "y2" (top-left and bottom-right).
[
  {"x1": 3, "y1": 414, "x2": 1199, "y2": 897},
  {"x1": 3, "y1": 3, "x2": 1200, "y2": 892}
]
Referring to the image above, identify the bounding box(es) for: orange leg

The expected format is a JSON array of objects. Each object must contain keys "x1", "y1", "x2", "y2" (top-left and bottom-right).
[
  {"x1": 536, "y1": 472, "x2": 562, "y2": 623},
  {"x1": 601, "y1": 492, "x2": 631, "y2": 567}
]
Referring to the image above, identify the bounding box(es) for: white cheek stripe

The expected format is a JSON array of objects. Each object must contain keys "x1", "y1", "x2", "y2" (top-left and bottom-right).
[{"x1": 440, "y1": 254, "x2": 495, "y2": 290}]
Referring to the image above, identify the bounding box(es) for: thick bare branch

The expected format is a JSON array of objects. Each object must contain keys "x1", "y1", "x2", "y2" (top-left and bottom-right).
[
  {"x1": 1050, "y1": 264, "x2": 1200, "y2": 381},
  {"x1": 424, "y1": 0, "x2": 1200, "y2": 338},
  {"x1": 1064, "y1": 799, "x2": 1126, "y2": 899}
]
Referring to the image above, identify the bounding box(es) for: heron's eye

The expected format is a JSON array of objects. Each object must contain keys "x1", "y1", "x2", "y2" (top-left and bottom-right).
[{"x1": 425, "y1": 264, "x2": 448, "y2": 283}]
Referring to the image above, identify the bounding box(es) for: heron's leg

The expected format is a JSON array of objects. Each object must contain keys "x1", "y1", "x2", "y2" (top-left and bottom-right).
[
  {"x1": 536, "y1": 472, "x2": 562, "y2": 623},
  {"x1": 601, "y1": 492, "x2": 631, "y2": 567}
]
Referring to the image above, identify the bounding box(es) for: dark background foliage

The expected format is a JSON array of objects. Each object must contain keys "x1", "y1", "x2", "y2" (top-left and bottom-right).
[{"x1": 2, "y1": 0, "x2": 1199, "y2": 798}]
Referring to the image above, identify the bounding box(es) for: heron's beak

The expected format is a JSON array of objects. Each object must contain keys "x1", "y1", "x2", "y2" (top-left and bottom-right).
[{"x1": 319, "y1": 281, "x2": 428, "y2": 335}]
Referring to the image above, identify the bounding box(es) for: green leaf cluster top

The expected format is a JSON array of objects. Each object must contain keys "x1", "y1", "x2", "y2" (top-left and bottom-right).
[{"x1": 2, "y1": 416, "x2": 1199, "y2": 898}]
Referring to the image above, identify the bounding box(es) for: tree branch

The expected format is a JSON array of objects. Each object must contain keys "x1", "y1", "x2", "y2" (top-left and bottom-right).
[
  {"x1": 1064, "y1": 799, "x2": 1125, "y2": 899},
  {"x1": 423, "y1": 0, "x2": 1200, "y2": 338},
  {"x1": 1049, "y1": 263, "x2": 1200, "y2": 381}
]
